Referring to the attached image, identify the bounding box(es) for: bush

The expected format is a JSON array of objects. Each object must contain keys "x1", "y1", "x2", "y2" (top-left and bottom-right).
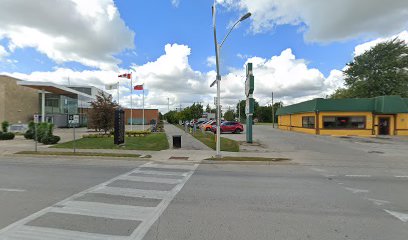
[
  {"x1": 1, "y1": 121, "x2": 9, "y2": 132},
  {"x1": 41, "y1": 135, "x2": 60, "y2": 145},
  {"x1": 24, "y1": 121, "x2": 35, "y2": 139},
  {"x1": 0, "y1": 132, "x2": 15, "y2": 140}
]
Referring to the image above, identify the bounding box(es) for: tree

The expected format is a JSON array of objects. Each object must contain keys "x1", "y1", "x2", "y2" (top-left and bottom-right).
[
  {"x1": 205, "y1": 104, "x2": 212, "y2": 113},
  {"x1": 88, "y1": 91, "x2": 118, "y2": 133},
  {"x1": 256, "y1": 106, "x2": 272, "y2": 122},
  {"x1": 236, "y1": 99, "x2": 259, "y2": 120},
  {"x1": 223, "y1": 110, "x2": 235, "y2": 121},
  {"x1": 331, "y1": 38, "x2": 408, "y2": 98}
]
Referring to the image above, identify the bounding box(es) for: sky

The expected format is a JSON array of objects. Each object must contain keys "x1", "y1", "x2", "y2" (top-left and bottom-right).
[{"x1": 0, "y1": 0, "x2": 407, "y2": 113}]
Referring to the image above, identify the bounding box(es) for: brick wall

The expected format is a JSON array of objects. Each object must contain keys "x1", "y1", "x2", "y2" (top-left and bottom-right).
[{"x1": 123, "y1": 109, "x2": 159, "y2": 124}]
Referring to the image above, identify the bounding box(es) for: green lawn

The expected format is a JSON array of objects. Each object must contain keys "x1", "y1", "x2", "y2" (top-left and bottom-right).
[
  {"x1": 193, "y1": 131, "x2": 240, "y2": 152},
  {"x1": 52, "y1": 133, "x2": 169, "y2": 151}
]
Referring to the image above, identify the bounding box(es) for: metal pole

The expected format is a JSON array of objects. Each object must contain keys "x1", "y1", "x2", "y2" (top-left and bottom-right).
[
  {"x1": 238, "y1": 100, "x2": 241, "y2": 122},
  {"x1": 41, "y1": 89, "x2": 46, "y2": 122},
  {"x1": 272, "y1": 92, "x2": 275, "y2": 128},
  {"x1": 130, "y1": 77, "x2": 133, "y2": 131},
  {"x1": 213, "y1": 4, "x2": 221, "y2": 158},
  {"x1": 73, "y1": 124, "x2": 76, "y2": 153},
  {"x1": 142, "y1": 86, "x2": 145, "y2": 131},
  {"x1": 34, "y1": 123, "x2": 37, "y2": 152}
]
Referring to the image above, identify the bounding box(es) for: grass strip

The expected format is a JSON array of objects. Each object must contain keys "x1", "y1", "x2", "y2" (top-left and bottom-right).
[
  {"x1": 51, "y1": 133, "x2": 169, "y2": 151},
  {"x1": 16, "y1": 151, "x2": 141, "y2": 158},
  {"x1": 206, "y1": 156, "x2": 290, "y2": 161},
  {"x1": 177, "y1": 125, "x2": 239, "y2": 152}
]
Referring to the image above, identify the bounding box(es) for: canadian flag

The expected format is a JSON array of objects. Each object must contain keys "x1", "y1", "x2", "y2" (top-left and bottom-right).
[
  {"x1": 134, "y1": 84, "x2": 143, "y2": 90},
  {"x1": 118, "y1": 73, "x2": 132, "y2": 79}
]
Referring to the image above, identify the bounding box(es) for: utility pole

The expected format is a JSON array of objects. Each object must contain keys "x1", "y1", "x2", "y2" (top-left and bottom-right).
[
  {"x1": 238, "y1": 100, "x2": 241, "y2": 122},
  {"x1": 271, "y1": 92, "x2": 275, "y2": 128},
  {"x1": 167, "y1": 98, "x2": 170, "y2": 112}
]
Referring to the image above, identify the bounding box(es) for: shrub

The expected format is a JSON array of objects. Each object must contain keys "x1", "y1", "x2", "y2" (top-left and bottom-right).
[
  {"x1": 1, "y1": 121, "x2": 9, "y2": 133},
  {"x1": 41, "y1": 135, "x2": 60, "y2": 145},
  {"x1": 0, "y1": 132, "x2": 15, "y2": 140},
  {"x1": 24, "y1": 121, "x2": 35, "y2": 139}
]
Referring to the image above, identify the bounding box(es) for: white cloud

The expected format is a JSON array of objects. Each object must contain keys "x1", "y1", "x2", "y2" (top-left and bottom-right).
[
  {"x1": 354, "y1": 30, "x2": 408, "y2": 56},
  {"x1": 0, "y1": 0, "x2": 134, "y2": 70},
  {"x1": 217, "y1": 0, "x2": 408, "y2": 42},
  {"x1": 2, "y1": 44, "x2": 345, "y2": 112},
  {"x1": 0, "y1": 45, "x2": 8, "y2": 59},
  {"x1": 206, "y1": 56, "x2": 216, "y2": 67},
  {"x1": 171, "y1": 0, "x2": 180, "y2": 7}
]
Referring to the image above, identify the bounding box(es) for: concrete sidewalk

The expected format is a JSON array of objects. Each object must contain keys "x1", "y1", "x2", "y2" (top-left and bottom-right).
[{"x1": 164, "y1": 123, "x2": 211, "y2": 151}]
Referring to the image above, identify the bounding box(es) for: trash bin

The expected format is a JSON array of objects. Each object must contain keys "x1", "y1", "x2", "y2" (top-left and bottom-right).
[{"x1": 173, "y1": 135, "x2": 181, "y2": 148}]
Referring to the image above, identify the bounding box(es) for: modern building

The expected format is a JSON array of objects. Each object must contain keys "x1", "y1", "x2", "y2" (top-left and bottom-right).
[
  {"x1": 276, "y1": 96, "x2": 408, "y2": 136},
  {"x1": 0, "y1": 75, "x2": 107, "y2": 127},
  {"x1": 124, "y1": 109, "x2": 159, "y2": 125}
]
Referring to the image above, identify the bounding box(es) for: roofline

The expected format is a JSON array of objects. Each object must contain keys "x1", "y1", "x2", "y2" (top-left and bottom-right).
[{"x1": 17, "y1": 81, "x2": 93, "y2": 98}]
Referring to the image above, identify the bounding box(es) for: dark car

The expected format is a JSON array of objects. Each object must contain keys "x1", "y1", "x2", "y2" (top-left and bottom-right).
[{"x1": 212, "y1": 121, "x2": 244, "y2": 134}]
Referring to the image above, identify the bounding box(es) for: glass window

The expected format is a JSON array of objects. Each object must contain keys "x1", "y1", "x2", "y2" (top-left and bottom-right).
[
  {"x1": 302, "y1": 116, "x2": 315, "y2": 128},
  {"x1": 323, "y1": 116, "x2": 366, "y2": 129}
]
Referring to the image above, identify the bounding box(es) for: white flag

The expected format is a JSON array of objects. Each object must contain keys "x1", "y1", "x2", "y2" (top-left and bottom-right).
[{"x1": 105, "y1": 83, "x2": 118, "y2": 90}]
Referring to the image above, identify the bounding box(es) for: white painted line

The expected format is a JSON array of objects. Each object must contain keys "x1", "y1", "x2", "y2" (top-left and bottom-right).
[
  {"x1": 119, "y1": 175, "x2": 182, "y2": 184},
  {"x1": 344, "y1": 187, "x2": 369, "y2": 193},
  {"x1": 384, "y1": 210, "x2": 408, "y2": 223},
  {"x1": 92, "y1": 187, "x2": 170, "y2": 199},
  {"x1": 2, "y1": 225, "x2": 127, "y2": 240},
  {"x1": 345, "y1": 175, "x2": 371, "y2": 177},
  {"x1": 0, "y1": 162, "x2": 152, "y2": 237},
  {"x1": 143, "y1": 163, "x2": 197, "y2": 170},
  {"x1": 395, "y1": 176, "x2": 408, "y2": 178},
  {"x1": 337, "y1": 182, "x2": 344, "y2": 185},
  {"x1": 366, "y1": 198, "x2": 390, "y2": 206},
  {"x1": 128, "y1": 163, "x2": 199, "y2": 240},
  {"x1": 131, "y1": 169, "x2": 188, "y2": 177},
  {"x1": 310, "y1": 168, "x2": 327, "y2": 172},
  {"x1": 50, "y1": 201, "x2": 154, "y2": 221},
  {"x1": 0, "y1": 188, "x2": 26, "y2": 192}
]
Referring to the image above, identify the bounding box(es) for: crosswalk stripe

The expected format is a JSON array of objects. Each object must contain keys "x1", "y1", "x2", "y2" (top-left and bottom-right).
[
  {"x1": 131, "y1": 169, "x2": 188, "y2": 176},
  {"x1": 91, "y1": 186, "x2": 171, "y2": 199},
  {"x1": 143, "y1": 163, "x2": 198, "y2": 170},
  {"x1": 2, "y1": 225, "x2": 127, "y2": 240},
  {"x1": 119, "y1": 175, "x2": 182, "y2": 184}
]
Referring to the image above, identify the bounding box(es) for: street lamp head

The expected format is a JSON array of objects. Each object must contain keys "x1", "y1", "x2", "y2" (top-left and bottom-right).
[{"x1": 239, "y1": 12, "x2": 251, "y2": 22}]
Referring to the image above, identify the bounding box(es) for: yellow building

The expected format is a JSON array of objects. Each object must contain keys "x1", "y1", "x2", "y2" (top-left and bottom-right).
[{"x1": 276, "y1": 96, "x2": 408, "y2": 136}]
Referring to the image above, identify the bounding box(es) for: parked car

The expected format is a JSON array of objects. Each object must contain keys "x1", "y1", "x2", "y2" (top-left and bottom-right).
[
  {"x1": 201, "y1": 120, "x2": 216, "y2": 131},
  {"x1": 211, "y1": 121, "x2": 244, "y2": 134}
]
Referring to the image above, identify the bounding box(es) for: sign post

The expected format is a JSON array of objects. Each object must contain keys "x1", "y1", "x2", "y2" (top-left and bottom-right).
[
  {"x1": 245, "y1": 63, "x2": 255, "y2": 143},
  {"x1": 114, "y1": 108, "x2": 125, "y2": 145},
  {"x1": 68, "y1": 114, "x2": 79, "y2": 153},
  {"x1": 33, "y1": 114, "x2": 39, "y2": 152}
]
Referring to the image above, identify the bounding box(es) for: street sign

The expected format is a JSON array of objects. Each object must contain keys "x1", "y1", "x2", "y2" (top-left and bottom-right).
[
  {"x1": 245, "y1": 98, "x2": 254, "y2": 114},
  {"x1": 114, "y1": 108, "x2": 125, "y2": 145},
  {"x1": 68, "y1": 114, "x2": 79, "y2": 124},
  {"x1": 33, "y1": 114, "x2": 40, "y2": 123},
  {"x1": 245, "y1": 63, "x2": 254, "y2": 97}
]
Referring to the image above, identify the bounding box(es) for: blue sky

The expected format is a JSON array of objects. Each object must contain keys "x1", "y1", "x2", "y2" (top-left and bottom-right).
[{"x1": 0, "y1": 0, "x2": 407, "y2": 111}]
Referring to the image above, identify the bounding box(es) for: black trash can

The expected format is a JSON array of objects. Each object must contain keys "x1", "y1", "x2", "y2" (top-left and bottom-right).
[{"x1": 173, "y1": 135, "x2": 181, "y2": 148}]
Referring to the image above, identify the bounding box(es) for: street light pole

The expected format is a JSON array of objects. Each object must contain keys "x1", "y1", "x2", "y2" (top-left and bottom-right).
[{"x1": 212, "y1": 3, "x2": 251, "y2": 158}]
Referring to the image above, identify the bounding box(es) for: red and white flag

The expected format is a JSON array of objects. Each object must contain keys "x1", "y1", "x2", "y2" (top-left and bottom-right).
[
  {"x1": 134, "y1": 84, "x2": 143, "y2": 91},
  {"x1": 118, "y1": 73, "x2": 132, "y2": 79}
]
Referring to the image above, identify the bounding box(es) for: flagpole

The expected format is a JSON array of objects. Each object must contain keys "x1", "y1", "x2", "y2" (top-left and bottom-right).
[
  {"x1": 142, "y1": 84, "x2": 145, "y2": 131},
  {"x1": 117, "y1": 81, "x2": 119, "y2": 105},
  {"x1": 130, "y1": 74, "x2": 133, "y2": 131}
]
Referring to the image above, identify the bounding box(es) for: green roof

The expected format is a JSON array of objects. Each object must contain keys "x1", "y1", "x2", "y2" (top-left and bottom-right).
[{"x1": 276, "y1": 96, "x2": 408, "y2": 115}]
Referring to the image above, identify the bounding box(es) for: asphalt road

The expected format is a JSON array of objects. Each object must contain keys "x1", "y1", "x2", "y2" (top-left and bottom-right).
[{"x1": 0, "y1": 126, "x2": 407, "y2": 239}]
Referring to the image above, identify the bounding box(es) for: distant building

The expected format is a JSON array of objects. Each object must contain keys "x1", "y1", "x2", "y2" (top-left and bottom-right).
[
  {"x1": 0, "y1": 75, "x2": 108, "y2": 127},
  {"x1": 276, "y1": 96, "x2": 408, "y2": 136},
  {"x1": 124, "y1": 109, "x2": 159, "y2": 125}
]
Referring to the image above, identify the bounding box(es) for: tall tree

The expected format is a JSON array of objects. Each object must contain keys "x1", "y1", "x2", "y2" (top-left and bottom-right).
[
  {"x1": 88, "y1": 91, "x2": 118, "y2": 133},
  {"x1": 332, "y1": 38, "x2": 408, "y2": 98},
  {"x1": 223, "y1": 110, "x2": 235, "y2": 121},
  {"x1": 236, "y1": 99, "x2": 259, "y2": 120}
]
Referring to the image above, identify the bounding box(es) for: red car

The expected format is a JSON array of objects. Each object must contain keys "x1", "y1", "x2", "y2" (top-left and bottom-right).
[{"x1": 212, "y1": 121, "x2": 244, "y2": 134}]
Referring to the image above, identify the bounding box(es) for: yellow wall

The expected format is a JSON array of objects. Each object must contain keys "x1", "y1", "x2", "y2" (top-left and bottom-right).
[
  {"x1": 278, "y1": 111, "x2": 408, "y2": 136},
  {"x1": 396, "y1": 114, "x2": 408, "y2": 136}
]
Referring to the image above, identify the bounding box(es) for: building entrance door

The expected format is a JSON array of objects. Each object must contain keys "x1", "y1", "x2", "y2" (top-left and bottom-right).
[{"x1": 378, "y1": 117, "x2": 390, "y2": 135}]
